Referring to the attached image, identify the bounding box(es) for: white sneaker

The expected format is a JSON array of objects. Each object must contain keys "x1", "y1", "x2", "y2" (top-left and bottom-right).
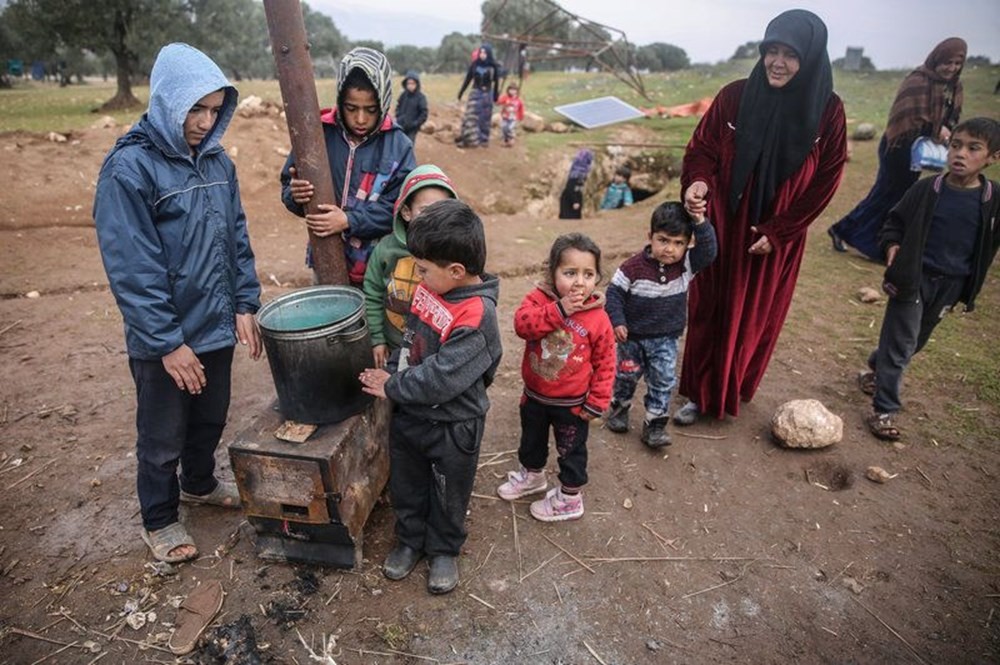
[
  {"x1": 497, "y1": 467, "x2": 547, "y2": 501},
  {"x1": 529, "y1": 488, "x2": 584, "y2": 522}
]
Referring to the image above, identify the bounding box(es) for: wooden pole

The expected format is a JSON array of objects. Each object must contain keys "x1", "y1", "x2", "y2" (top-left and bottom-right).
[{"x1": 263, "y1": 0, "x2": 348, "y2": 285}]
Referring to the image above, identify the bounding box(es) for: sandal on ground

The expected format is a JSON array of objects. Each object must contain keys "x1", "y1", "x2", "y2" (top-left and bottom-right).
[
  {"x1": 866, "y1": 412, "x2": 901, "y2": 441},
  {"x1": 180, "y1": 480, "x2": 241, "y2": 508},
  {"x1": 141, "y1": 522, "x2": 198, "y2": 564},
  {"x1": 858, "y1": 370, "x2": 877, "y2": 396},
  {"x1": 168, "y1": 579, "x2": 225, "y2": 655}
]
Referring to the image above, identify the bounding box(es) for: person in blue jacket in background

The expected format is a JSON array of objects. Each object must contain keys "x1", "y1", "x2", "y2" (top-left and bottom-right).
[
  {"x1": 281, "y1": 47, "x2": 416, "y2": 286},
  {"x1": 93, "y1": 43, "x2": 262, "y2": 564}
]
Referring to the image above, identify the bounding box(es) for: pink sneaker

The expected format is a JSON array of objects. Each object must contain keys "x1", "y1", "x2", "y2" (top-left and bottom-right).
[
  {"x1": 497, "y1": 467, "x2": 547, "y2": 501},
  {"x1": 529, "y1": 488, "x2": 583, "y2": 522}
]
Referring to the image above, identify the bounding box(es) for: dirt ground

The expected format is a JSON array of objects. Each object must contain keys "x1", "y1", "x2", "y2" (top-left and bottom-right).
[{"x1": 1, "y1": 102, "x2": 998, "y2": 665}]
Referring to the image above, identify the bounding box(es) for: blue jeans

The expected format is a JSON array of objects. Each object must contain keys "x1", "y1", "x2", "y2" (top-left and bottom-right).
[
  {"x1": 129, "y1": 346, "x2": 234, "y2": 531},
  {"x1": 612, "y1": 335, "x2": 678, "y2": 419}
]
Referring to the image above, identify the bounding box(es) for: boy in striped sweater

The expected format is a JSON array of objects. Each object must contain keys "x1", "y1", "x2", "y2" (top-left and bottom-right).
[{"x1": 604, "y1": 202, "x2": 717, "y2": 447}]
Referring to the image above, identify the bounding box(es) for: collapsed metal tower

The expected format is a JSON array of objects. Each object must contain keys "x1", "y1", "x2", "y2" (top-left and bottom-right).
[{"x1": 481, "y1": 0, "x2": 648, "y2": 100}]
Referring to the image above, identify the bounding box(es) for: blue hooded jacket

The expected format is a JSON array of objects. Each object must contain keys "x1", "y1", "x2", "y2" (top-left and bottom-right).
[{"x1": 93, "y1": 43, "x2": 261, "y2": 361}]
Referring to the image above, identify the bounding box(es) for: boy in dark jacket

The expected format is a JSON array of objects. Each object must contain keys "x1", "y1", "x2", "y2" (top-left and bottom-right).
[
  {"x1": 359, "y1": 199, "x2": 503, "y2": 595},
  {"x1": 862, "y1": 117, "x2": 1000, "y2": 441},
  {"x1": 94, "y1": 43, "x2": 262, "y2": 564},
  {"x1": 281, "y1": 47, "x2": 416, "y2": 286},
  {"x1": 395, "y1": 70, "x2": 428, "y2": 147}
]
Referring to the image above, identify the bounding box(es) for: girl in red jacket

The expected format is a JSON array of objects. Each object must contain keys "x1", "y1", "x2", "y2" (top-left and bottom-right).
[{"x1": 498, "y1": 233, "x2": 616, "y2": 521}]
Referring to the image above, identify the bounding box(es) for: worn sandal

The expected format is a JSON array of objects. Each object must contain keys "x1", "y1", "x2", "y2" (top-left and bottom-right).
[
  {"x1": 867, "y1": 411, "x2": 901, "y2": 441},
  {"x1": 141, "y1": 522, "x2": 198, "y2": 563},
  {"x1": 858, "y1": 370, "x2": 877, "y2": 396},
  {"x1": 180, "y1": 480, "x2": 241, "y2": 508},
  {"x1": 168, "y1": 579, "x2": 224, "y2": 655}
]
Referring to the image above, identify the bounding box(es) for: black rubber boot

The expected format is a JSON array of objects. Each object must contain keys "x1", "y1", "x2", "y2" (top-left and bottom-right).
[
  {"x1": 605, "y1": 401, "x2": 631, "y2": 433},
  {"x1": 383, "y1": 544, "x2": 423, "y2": 581},
  {"x1": 428, "y1": 555, "x2": 459, "y2": 594},
  {"x1": 641, "y1": 417, "x2": 672, "y2": 448}
]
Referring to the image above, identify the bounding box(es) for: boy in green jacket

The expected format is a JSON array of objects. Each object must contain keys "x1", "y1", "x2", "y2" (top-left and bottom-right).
[{"x1": 363, "y1": 165, "x2": 458, "y2": 367}]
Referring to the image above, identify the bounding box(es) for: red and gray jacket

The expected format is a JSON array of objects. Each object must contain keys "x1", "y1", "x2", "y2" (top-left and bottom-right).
[{"x1": 514, "y1": 285, "x2": 616, "y2": 418}]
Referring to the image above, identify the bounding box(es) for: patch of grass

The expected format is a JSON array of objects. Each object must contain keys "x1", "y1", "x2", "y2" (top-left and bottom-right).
[{"x1": 375, "y1": 621, "x2": 409, "y2": 650}]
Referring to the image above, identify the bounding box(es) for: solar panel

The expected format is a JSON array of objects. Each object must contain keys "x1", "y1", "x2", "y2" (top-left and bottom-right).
[{"x1": 553, "y1": 96, "x2": 645, "y2": 129}]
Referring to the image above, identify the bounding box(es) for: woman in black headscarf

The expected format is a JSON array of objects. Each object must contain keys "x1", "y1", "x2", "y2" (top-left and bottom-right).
[
  {"x1": 673, "y1": 9, "x2": 848, "y2": 423},
  {"x1": 456, "y1": 44, "x2": 500, "y2": 148}
]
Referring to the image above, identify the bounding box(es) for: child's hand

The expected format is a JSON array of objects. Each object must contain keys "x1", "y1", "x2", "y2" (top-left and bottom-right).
[
  {"x1": 235, "y1": 313, "x2": 263, "y2": 361},
  {"x1": 306, "y1": 204, "x2": 349, "y2": 237},
  {"x1": 579, "y1": 410, "x2": 597, "y2": 421},
  {"x1": 885, "y1": 244, "x2": 900, "y2": 267},
  {"x1": 288, "y1": 167, "x2": 315, "y2": 205},
  {"x1": 560, "y1": 288, "x2": 587, "y2": 314},
  {"x1": 614, "y1": 325, "x2": 628, "y2": 343},
  {"x1": 690, "y1": 211, "x2": 706, "y2": 224},
  {"x1": 372, "y1": 344, "x2": 389, "y2": 369},
  {"x1": 684, "y1": 181, "x2": 709, "y2": 217},
  {"x1": 162, "y1": 344, "x2": 206, "y2": 395},
  {"x1": 359, "y1": 368, "x2": 390, "y2": 399}
]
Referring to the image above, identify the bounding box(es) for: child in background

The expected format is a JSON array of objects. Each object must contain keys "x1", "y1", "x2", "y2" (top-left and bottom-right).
[
  {"x1": 281, "y1": 47, "x2": 415, "y2": 286},
  {"x1": 363, "y1": 165, "x2": 458, "y2": 368},
  {"x1": 497, "y1": 233, "x2": 616, "y2": 522},
  {"x1": 395, "y1": 71, "x2": 428, "y2": 148},
  {"x1": 600, "y1": 165, "x2": 635, "y2": 210},
  {"x1": 604, "y1": 202, "x2": 717, "y2": 447},
  {"x1": 496, "y1": 83, "x2": 525, "y2": 147},
  {"x1": 359, "y1": 200, "x2": 503, "y2": 594},
  {"x1": 860, "y1": 117, "x2": 1000, "y2": 441},
  {"x1": 559, "y1": 149, "x2": 593, "y2": 219}
]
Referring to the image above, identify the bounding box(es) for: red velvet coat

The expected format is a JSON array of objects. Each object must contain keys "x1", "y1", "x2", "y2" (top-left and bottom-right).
[{"x1": 679, "y1": 80, "x2": 847, "y2": 418}]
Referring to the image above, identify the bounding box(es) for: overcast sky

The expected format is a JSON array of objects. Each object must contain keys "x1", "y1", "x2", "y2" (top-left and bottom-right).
[{"x1": 313, "y1": 0, "x2": 1000, "y2": 70}]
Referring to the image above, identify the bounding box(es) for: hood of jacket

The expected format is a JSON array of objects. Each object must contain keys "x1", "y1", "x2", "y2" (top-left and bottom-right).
[
  {"x1": 145, "y1": 43, "x2": 237, "y2": 159},
  {"x1": 401, "y1": 70, "x2": 421, "y2": 91},
  {"x1": 338, "y1": 47, "x2": 393, "y2": 129},
  {"x1": 391, "y1": 164, "x2": 458, "y2": 242}
]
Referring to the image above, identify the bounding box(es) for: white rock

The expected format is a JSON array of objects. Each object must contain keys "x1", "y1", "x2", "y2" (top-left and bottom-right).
[
  {"x1": 548, "y1": 121, "x2": 569, "y2": 134},
  {"x1": 520, "y1": 112, "x2": 545, "y2": 133},
  {"x1": 46, "y1": 132, "x2": 68, "y2": 143},
  {"x1": 92, "y1": 115, "x2": 117, "y2": 129},
  {"x1": 852, "y1": 123, "x2": 878, "y2": 141},
  {"x1": 771, "y1": 399, "x2": 842, "y2": 448},
  {"x1": 25, "y1": 290, "x2": 41, "y2": 299},
  {"x1": 858, "y1": 286, "x2": 881, "y2": 303}
]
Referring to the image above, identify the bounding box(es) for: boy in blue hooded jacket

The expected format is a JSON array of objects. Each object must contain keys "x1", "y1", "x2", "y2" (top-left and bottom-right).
[
  {"x1": 93, "y1": 43, "x2": 262, "y2": 564},
  {"x1": 281, "y1": 47, "x2": 416, "y2": 285},
  {"x1": 395, "y1": 70, "x2": 428, "y2": 147}
]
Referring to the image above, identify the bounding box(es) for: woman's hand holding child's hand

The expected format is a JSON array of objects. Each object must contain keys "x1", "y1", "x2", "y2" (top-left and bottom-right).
[{"x1": 684, "y1": 181, "x2": 709, "y2": 217}]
